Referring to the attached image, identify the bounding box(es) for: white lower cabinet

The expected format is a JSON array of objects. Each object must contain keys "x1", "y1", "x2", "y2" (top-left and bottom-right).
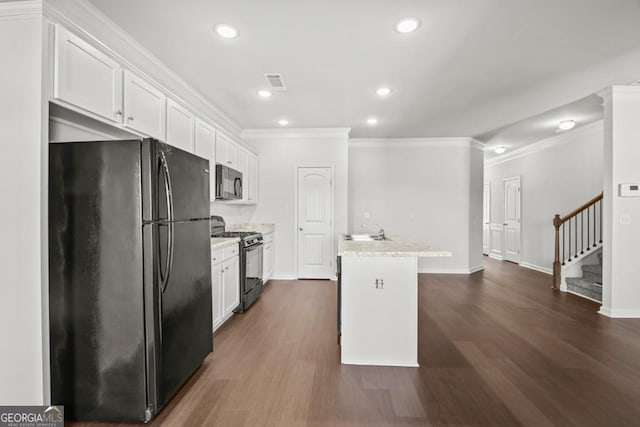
[
  {"x1": 263, "y1": 233, "x2": 274, "y2": 283},
  {"x1": 211, "y1": 242, "x2": 240, "y2": 332},
  {"x1": 341, "y1": 256, "x2": 418, "y2": 367},
  {"x1": 211, "y1": 260, "x2": 224, "y2": 331},
  {"x1": 222, "y1": 256, "x2": 240, "y2": 315}
]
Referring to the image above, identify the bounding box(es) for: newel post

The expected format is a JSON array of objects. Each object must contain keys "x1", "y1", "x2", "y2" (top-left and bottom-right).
[{"x1": 552, "y1": 214, "x2": 562, "y2": 290}]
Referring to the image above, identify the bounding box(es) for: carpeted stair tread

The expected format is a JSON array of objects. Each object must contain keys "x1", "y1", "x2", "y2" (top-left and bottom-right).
[
  {"x1": 582, "y1": 264, "x2": 602, "y2": 275},
  {"x1": 567, "y1": 284, "x2": 602, "y2": 302},
  {"x1": 566, "y1": 277, "x2": 602, "y2": 294}
]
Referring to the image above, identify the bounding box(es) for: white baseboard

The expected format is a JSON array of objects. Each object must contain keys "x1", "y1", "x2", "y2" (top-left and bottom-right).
[
  {"x1": 270, "y1": 275, "x2": 297, "y2": 281},
  {"x1": 419, "y1": 265, "x2": 484, "y2": 274},
  {"x1": 489, "y1": 253, "x2": 503, "y2": 261},
  {"x1": 519, "y1": 262, "x2": 552, "y2": 275},
  {"x1": 598, "y1": 306, "x2": 640, "y2": 318}
]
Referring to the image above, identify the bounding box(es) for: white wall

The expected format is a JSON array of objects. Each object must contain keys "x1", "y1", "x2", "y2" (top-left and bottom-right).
[
  {"x1": 484, "y1": 121, "x2": 603, "y2": 273},
  {"x1": 600, "y1": 87, "x2": 640, "y2": 318},
  {"x1": 243, "y1": 129, "x2": 349, "y2": 279},
  {"x1": 348, "y1": 139, "x2": 484, "y2": 273},
  {"x1": 0, "y1": 3, "x2": 48, "y2": 404}
]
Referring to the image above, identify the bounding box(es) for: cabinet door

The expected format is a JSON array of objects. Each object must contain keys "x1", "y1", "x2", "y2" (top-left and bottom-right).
[
  {"x1": 248, "y1": 154, "x2": 258, "y2": 203},
  {"x1": 215, "y1": 132, "x2": 227, "y2": 165},
  {"x1": 226, "y1": 140, "x2": 239, "y2": 169},
  {"x1": 166, "y1": 99, "x2": 195, "y2": 152},
  {"x1": 222, "y1": 257, "x2": 240, "y2": 315},
  {"x1": 53, "y1": 25, "x2": 123, "y2": 123},
  {"x1": 123, "y1": 70, "x2": 165, "y2": 138},
  {"x1": 237, "y1": 148, "x2": 249, "y2": 201},
  {"x1": 211, "y1": 263, "x2": 223, "y2": 331},
  {"x1": 195, "y1": 119, "x2": 216, "y2": 201}
]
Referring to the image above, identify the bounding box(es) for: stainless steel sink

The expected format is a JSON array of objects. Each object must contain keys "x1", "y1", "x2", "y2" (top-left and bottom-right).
[{"x1": 344, "y1": 234, "x2": 386, "y2": 241}]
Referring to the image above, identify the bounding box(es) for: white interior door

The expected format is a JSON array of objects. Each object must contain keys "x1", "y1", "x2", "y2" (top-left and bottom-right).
[
  {"x1": 483, "y1": 183, "x2": 491, "y2": 255},
  {"x1": 503, "y1": 176, "x2": 521, "y2": 263},
  {"x1": 297, "y1": 167, "x2": 333, "y2": 279}
]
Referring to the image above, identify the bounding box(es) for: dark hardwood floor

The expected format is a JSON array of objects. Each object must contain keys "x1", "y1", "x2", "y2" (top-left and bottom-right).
[{"x1": 70, "y1": 257, "x2": 640, "y2": 426}]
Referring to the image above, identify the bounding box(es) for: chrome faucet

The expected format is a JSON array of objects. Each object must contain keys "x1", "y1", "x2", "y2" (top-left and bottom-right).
[{"x1": 375, "y1": 224, "x2": 385, "y2": 239}]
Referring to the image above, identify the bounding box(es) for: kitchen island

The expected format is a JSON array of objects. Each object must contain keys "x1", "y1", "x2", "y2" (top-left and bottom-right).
[{"x1": 338, "y1": 237, "x2": 451, "y2": 367}]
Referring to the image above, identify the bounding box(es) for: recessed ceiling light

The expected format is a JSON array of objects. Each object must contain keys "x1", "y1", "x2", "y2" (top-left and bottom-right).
[
  {"x1": 278, "y1": 119, "x2": 289, "y2": 126},
  {"x1": 214, "y1": 24, "x2": 238, "y2": 39},
  {"x1": 257, "y1": 90, "x2": 272, "y2": 98},
  {"x1": 367, "y1": 117, "x2": 378, "y2": 126},
  {"x1": 494, "y1": 146, "x2": 506, "y2": 154},
  {"x1": 376, "y1": 87, "x2": 392, "y2": 97},
  {"x1": 558, "y1": 120, "x2": 576, "y2": 131},
  {"x1": 395, "y1": 17, "x2": 421, "y2": 33}
]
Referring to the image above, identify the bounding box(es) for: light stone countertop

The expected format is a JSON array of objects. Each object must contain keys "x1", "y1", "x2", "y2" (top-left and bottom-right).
[
  {"x1": 210, "y1": 237, "x2": 240, "y2": 250},
  {"x1": 226, "y1": 223, "x2": 275, "y2": 234},
  {"x1": 338, "y1": 236, "x2": 452, "y2": 258}
]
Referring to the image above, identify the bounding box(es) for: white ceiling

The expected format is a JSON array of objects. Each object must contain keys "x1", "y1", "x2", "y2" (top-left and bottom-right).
[{"x1": 85, "y1": 0, "x2": 640, "y2": 139}]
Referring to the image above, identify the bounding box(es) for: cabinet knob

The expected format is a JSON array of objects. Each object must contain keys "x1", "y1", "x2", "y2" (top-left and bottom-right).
[
  {"x1": 375, "y1": 279, "x2": 379, "y2": 289},
  {"x1": 227, "y1": 161, "x2": 231, "y2": 164},
  {"x1": 127, "y1": 116, "x2": 134, "y2": 121},
  {"x1": 380, "y1": 279, "x2": 384, "y2": 289},
  {"x1": 298, "y1": 227, "x2": 303, "y2": 231},
  {"x1": 213, "y1": 257, "x2": 217, "y2": 261},
  {"x1": 115, "y1": 110, "x2": 122, "y2": 116},
  {"x1": 225, "y1": 266, "x2": 229, "y2": 271}
]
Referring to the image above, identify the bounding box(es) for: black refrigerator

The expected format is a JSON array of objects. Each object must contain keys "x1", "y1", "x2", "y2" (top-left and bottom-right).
[{"x1": 49, "y1": 139, "x2": 213, "y2": 422}]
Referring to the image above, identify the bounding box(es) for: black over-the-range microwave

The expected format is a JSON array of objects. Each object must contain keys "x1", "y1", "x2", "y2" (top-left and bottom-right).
[{"x1": 215, "y1": 164, "x2": 242, "y2": 200}]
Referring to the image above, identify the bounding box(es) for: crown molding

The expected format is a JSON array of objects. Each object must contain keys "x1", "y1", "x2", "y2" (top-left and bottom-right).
[
  {"x1": 0, "y1": 0, "x2": 42, "y2": 19},
  {"x1": 43, "y1": 0, "x2": 242, "y2": 138},
  {"x1": 349, "y1": 137, "x2": 484, "y2": 149},
  {"x1": 241, "y1": 128, "x2": 351, "y2": 141},
  {"x1": 485, "y1": 120, "x2": 604, "y2": 167}
]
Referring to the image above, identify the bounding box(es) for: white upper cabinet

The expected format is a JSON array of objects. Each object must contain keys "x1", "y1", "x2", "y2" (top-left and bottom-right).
[
  {"x1": 166, "y1": 99, "x2": 195, "y2": 152},
  {"x1": 237, "y1": 148, "x2": 249, "y2": 202},
  {"x1": 215, "y1": 132, "x2": 238, "y2": 169},
  {"x1": 247, "y1": 153, "x2": 258, "y2": 203},
  {"x1": 53, "y1": 25, "x2": 123, "y2": 123},
  {"x1": 122, "y1": 70, "x2": 165, "y2": 139},
  {"x1": 194, "y1": 118, "x2": 216, "y2": 201}
]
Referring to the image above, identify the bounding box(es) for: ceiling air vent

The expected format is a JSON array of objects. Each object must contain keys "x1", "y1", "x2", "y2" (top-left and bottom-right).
[{"x1": 264, "y1": 73, "x2": 287, "y2": 91}]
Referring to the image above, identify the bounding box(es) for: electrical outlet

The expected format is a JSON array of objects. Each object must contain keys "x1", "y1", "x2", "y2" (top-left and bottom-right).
[
  {"x1": 364, "y1": 211, "x2": 371, "y2": 219},
  {"x1": 620, "y1": 214, "x2": 631, "y2": 225}
]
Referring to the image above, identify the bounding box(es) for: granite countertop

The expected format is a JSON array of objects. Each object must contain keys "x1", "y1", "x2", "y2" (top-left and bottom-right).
[
  {"x1": 211, "y1": 237, "x2": 240, "y2": 250},
  {"x1": 338, "y1": 236, "x2": 452, "y2": 257},
  {"x1": 226, "y1": 223, "x2": 275, "y2": 234}
]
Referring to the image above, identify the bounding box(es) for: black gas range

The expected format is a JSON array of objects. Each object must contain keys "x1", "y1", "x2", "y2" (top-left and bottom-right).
[{"x1": 210, "y1": 216, "x2": 263, "y2": 312}]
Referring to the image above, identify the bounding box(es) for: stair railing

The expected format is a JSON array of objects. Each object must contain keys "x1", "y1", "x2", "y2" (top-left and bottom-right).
[{"x1": 552, "y1": 192, "x2": 603, "y2": 290}]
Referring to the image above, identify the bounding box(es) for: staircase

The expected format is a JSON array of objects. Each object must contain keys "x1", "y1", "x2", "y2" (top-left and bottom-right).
[
  {"x1": 552, "y1": 192, "x2": 603, "y2": 303},
  {"x1": 565, "y1": 250, "x2": 602, "y2": 302}
]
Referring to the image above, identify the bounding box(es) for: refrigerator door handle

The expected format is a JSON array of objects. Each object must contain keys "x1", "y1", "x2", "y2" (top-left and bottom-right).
[{"x1": 159, "y1": 152, "x2": 175, "y2": 293}]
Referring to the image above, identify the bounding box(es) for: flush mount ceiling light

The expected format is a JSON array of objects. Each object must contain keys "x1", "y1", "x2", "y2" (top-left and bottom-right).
[
  {"x1": 214, "y1": 24, "x2": 238, "y2": 39},
  {"x1": 376, "y1": 87, "x2": 392, "y2": 97},
  {"x1": 395, "y1": 17, "x2": 421, "y2": 33},
  {"x1": 278, "y1": 119, "x2": 289, "y2": 126},
  {"x1": 367, "y1": 117, "x2": 378, "y2": 126},
  {"x1": 558, "y1": 120, "x2": 576, "y2": 131},
  {"x1": 494, "y1": 146, "x2": 506, "y2": 154},
  {"x1": 257, "y1": 90, "x2": 272, "y2": 98}
]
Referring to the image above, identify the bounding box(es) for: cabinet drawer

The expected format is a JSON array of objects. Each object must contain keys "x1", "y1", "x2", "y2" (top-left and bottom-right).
[
  {"x1": 211, "y1": 248, "x2": 223, "y2": 264},
  {"x1": 263, "y1": 233, "x2": 273, "y2": 244},
  {"x1": 223, "y1": 244, "x2": 239, "y2": 260}
]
